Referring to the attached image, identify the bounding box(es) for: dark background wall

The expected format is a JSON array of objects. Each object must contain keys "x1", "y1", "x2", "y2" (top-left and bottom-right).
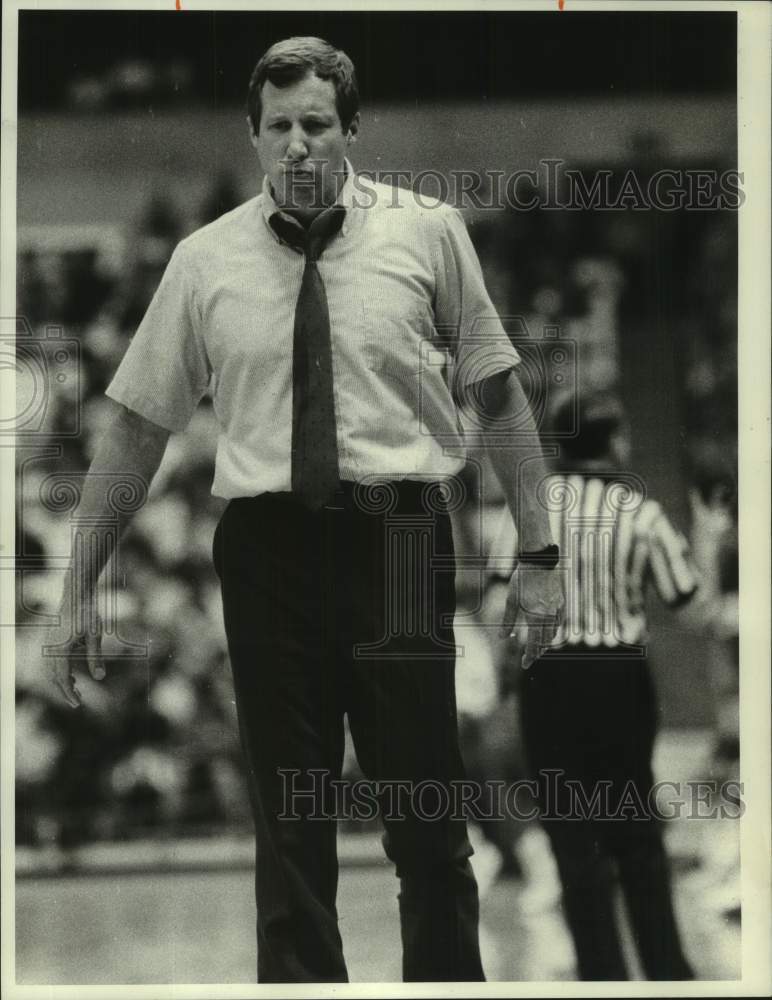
[{"x1": 19, "y1": 10, "x2": 736, "y2": 110}]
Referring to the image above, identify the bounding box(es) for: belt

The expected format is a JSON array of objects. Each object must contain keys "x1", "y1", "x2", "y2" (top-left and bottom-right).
[{"x1": 236, "y1": 480, "x2": 450, "y2": 515}]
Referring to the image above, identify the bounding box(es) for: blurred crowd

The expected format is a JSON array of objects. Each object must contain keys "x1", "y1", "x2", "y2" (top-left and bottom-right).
[{"x1": 15, "y1": 156, "x2": 738, "y2": 861}]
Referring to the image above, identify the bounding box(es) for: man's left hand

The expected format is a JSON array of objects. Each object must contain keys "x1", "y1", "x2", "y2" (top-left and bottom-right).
[{"x1": 499, "y1": 565, "x2": 565, "y2": 669}]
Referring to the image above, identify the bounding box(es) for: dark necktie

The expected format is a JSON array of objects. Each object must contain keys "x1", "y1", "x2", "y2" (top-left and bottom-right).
[{"x1": 269, "y1": 205, "x2": 346, "y2": 510}]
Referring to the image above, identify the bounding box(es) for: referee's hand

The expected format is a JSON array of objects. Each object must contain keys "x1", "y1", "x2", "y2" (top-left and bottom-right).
[{"x1": 500, "y1": 565, "x2": 564, "y2": 670}]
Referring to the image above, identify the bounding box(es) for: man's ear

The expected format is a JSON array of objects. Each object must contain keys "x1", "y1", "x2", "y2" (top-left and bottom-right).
[
  {"x1": 346, "y1": 112, "x2": 361, "y2": 145},
  {"x1": 247, "y1": 116, "x2": 259, "y2": 149}
]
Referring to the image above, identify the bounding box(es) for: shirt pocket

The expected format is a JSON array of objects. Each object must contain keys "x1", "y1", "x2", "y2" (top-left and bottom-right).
[{"x1": 359, "y1": 292, "x2": 440, "y2": 376}]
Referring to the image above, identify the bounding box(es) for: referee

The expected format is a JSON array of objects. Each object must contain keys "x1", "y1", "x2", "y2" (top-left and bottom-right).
[{"x1": 489, "y1": 390, "x2": 698, "y2": 981}]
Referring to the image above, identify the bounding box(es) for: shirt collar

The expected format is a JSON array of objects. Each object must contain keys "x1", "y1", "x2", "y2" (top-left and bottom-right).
[{"x1": 261, "y1": 158, "x2": 357, "y2": 240}]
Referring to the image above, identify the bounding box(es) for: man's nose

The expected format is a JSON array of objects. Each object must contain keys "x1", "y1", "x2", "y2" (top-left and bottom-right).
[{"x1": 286, "y1": 128, "x2": 309, "y2": 161}]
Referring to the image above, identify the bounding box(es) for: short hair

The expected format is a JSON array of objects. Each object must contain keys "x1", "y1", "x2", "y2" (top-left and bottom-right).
[
  {"x1": 247, "y1": 36, "x2": 359, "y2": 134},
  {"x1": 550, "y1": 390, "x2": 625, "y2": 461}
]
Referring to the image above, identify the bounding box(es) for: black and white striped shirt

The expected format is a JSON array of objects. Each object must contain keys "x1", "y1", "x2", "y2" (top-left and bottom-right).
[{"x1": 489, "y1": 473, "x2": 700, "y2": 650}]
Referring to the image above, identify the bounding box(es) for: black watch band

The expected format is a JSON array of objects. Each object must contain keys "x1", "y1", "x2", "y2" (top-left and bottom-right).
[{"x1": 516, "y1": 543, "x2": 560, "y2": 569}]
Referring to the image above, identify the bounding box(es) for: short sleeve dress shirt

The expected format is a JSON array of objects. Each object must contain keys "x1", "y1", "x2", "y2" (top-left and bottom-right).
[{"x1": 106, "y1": 165, "x2": 521, "y2": 499}]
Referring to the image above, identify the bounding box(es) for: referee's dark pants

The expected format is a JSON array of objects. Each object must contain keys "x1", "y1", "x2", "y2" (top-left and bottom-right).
[
  {"x1": 213, "y1": 481, "x2": 484, "y2": 983},
  {"x1": 520, "y1": 649, "x2": 694, "y2": 981}
]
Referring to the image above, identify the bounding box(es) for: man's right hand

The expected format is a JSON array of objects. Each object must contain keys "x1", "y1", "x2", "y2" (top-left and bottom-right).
[
  {"x1": 50, "y1": 592, "x2": 105, "y2": 709},
  {"x1": 42, "y1": 405, "x2": 171, "y2": 709}
]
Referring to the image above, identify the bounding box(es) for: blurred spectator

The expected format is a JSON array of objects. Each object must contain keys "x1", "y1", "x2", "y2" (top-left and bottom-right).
[
  {"x1": 66, "y1": 57, "x2": 195, "y2": 112},
  {"x1": 198, "y1": 171, "x2": 246, "y2": 227}
]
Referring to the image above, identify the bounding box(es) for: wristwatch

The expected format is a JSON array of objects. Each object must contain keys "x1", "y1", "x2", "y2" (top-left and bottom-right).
[{"x1": 516, "y1": 543, "x2": 560, "y2": 569}]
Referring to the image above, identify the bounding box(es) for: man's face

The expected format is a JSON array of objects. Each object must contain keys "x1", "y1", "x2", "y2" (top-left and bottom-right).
[{"x1": 250, "y1": 71, "x2": 357, "y2": 213}]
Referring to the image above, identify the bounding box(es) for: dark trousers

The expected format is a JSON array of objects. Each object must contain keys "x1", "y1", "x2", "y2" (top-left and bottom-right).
[
  {"x1": 213, "y1": 482, "x2": 484, "y2": 983},
  {"x1": 520, "y1": 650, "x2": 694, "y2": 981}
]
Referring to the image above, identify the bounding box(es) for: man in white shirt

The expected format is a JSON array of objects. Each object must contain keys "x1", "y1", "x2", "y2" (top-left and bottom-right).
[{"x1": 51, "y1": 36, "x2": 563, "y2": 983}]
